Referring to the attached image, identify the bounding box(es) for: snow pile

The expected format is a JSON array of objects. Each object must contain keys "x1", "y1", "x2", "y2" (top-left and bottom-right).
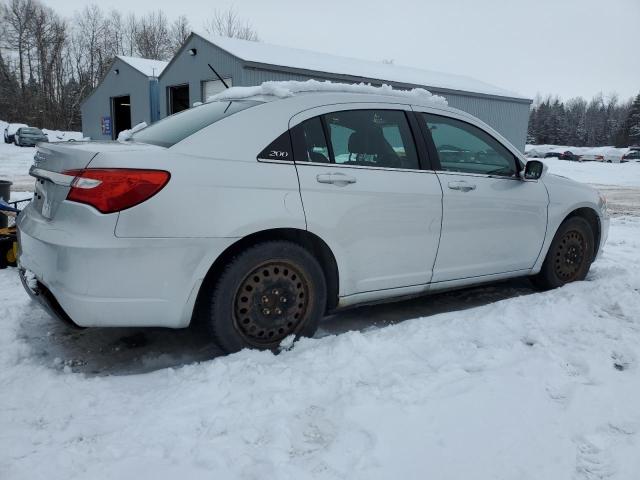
[
  {"x1": 207, "y1": 79, "x2": 449, "y2": 106},
  {"x1": 42, "y1": 129, "x2": 85, "y2": 143},
  {"x1": 117, "y1": 122, "x2": 147, "y2": 142}
]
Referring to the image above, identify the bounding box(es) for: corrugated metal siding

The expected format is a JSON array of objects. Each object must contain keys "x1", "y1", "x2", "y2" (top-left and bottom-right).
[
  {"x1": 154, "y1": 37, "x2": 530, "y2": 151},
  {"x1": 157, "y1": 36, "x2": 246, "y2": 117},
  {"x1": 437, "y1": 93, "x2": 530, "y2": 152},
  {"x1": 80, "y1": 58, "x2": 152, "y2": 140},
  {"x1": 241, "y1": 66, "x2": 530, "y2": 151}
]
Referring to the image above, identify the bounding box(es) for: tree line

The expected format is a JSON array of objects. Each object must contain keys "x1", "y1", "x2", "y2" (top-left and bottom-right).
[
  {"x1": 0, "y1": 0, "x2": 258, "y2": 131},
  {"x1": 527, "y1": 92, "x2": 640, "y2": 147}
]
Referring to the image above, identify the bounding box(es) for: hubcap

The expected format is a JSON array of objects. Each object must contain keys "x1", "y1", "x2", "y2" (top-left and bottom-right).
[
  {"x1": 233, "y1": 261, "x2": 310, "y2": 346},
  {"x1": 554, "y1": 230, "x2": 586, "y2": 281}
]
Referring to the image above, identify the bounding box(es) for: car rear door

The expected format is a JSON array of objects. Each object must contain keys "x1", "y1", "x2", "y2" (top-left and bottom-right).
[
  {"x1": 290, "y1": 104, "x2": 443, "y2": 297},
  {"x1": 414, "y1": 109, "x2": 548, "y2": 283}
]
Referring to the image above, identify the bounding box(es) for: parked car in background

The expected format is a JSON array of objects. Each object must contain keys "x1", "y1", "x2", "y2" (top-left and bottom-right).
[
  {"x1": 14, "y1": 127, "x2": 48, "y2": 147},
  {"x1": 559, "y1": 151, "x2": 581, "y2": 161},
  {"x1": 17, "y1": 86, "x2": 610, "y2": 354},
  {"x1": 3, "y1": 123, "x2": 28, "y2": 143},
  {"x1": 580, "y1": 147, "x2": 613, "y2": 162},
  {"x1": 621, "y1": 150, "x2": 640, "y2": 163}
]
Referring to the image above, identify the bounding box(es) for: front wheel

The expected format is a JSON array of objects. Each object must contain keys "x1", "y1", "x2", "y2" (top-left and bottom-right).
[
  {"x1": 531, "y1": 216, "x2": 594, "y2": 290},
  {"x1": 204, "y1": 241, "x2": 327, "y2": 354}
]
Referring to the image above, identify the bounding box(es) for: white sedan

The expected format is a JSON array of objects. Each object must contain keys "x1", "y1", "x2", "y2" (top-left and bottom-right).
[{"x1": 17, "y1": 83, "x2": 609, "y2": 353}]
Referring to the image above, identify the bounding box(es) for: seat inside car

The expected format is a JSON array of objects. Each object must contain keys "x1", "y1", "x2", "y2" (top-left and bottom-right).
[{"x1": 347, "y1": 126, "x2": 400, "y2": 167}]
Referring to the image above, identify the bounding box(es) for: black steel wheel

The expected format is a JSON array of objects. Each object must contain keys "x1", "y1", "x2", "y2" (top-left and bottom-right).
[
  {"x1": 553, "y1": 230, "x2": 586, "y2": 282},
  {"x1": 203, "y1": 241, "x2": 327, "y2": 353},
  {"x1": 233, "y1": 260, "x2": 312, "y2": 347},
  {"x1": 532, "y1": 216, "x2": 594, "y2": 290}
]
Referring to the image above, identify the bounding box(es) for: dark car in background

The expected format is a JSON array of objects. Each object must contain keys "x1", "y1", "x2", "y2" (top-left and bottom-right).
[
  {"x1": 14, "y1": 127, "x2": 48, "y2": 147},
  {"x1": 545, "y1": 150, "x2": 582, "y2": 161}
]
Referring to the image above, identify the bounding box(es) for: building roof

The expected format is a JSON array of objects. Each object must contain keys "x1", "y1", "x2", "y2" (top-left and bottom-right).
[
  {"x1": 194, "y1": 32, "x2": 527, "y2": 101},
  {"x1": 117, "y1": 56, "x2": 168, "y2": 77}
]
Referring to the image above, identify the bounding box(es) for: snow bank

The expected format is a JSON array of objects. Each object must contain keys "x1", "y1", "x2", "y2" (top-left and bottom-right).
[
  {"x1": 526, "y1": 144, "x2": 631, "y2": 162},
  {"x1": 542, "y1": 157, "x2": 640, "y2": 187},
  {"x1": 117, "y1": 122, "x2": 147, "y2": 142},
  {"x1": 207, "y1": 79, "x2": 449, "y2": 106},
  {"x1": 42, "y1": 129, "x2": 85, "y2": 143}
]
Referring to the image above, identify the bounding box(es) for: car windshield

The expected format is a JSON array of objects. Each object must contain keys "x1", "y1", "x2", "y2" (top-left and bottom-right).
[{"x1": 130, "y1": 100, "x2": 261, "y2": 148}]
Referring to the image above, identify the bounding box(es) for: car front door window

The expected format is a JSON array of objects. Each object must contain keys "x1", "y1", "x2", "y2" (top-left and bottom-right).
[{"x1": 421, "y1": 114, "x2": 517, "y2": 177}]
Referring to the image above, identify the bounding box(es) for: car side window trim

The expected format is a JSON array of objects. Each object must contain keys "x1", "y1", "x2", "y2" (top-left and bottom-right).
[
  {"x1": 418, "y1": 112, "x2": 521, "y2": 179},
  {"x1": 319, "y1": 115, "x2": 336, "y2": 164}
]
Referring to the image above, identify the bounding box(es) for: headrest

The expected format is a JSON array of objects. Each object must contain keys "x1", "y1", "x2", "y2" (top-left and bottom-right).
[{"x1": 348, "y1": 127, "x2": 390, "y2": 155}]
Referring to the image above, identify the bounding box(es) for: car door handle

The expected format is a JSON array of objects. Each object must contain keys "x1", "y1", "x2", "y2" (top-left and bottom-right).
[
  {"x1": 316, "y1": 173, "x2": 357, "y2": 186},
  {"x1": 448, "y1": 181, "x2": 476, "y2": 192}
]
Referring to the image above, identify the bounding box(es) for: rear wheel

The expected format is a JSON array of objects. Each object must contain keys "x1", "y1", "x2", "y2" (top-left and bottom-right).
[
  {"x1": 531, "y1": 216, "x2": 594, "y2": 290},
  {"x1": 204, "y1": 241, "x2": 326, "y2": 353}
]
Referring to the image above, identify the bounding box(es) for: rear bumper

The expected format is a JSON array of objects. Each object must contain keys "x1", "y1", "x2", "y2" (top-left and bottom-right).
[
  {"x1": 19, "y1": 268, "x2": 81, "y2": 329},
  {"x1": 17, "y1": 202, "x2": 236, "y2": 328}
]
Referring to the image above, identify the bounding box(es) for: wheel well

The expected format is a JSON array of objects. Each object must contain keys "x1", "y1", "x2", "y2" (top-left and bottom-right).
[
  {"x1": 193, "y1": 228, "x2": 339, "y2": 323},
  {"x1": 564, "y1": 207, "x2": 601, "y2": 260}
]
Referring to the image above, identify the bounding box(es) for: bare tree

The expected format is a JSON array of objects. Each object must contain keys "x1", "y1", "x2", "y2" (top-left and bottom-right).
[
  {"x1": 134, "y1": 10, "x2": 172, "y2": 60},
  {"x1": 170, "y1": 15, "x2": 190, "y2": 54},
  {"x1": 1, "y1": 0, "x2": 36, "y2": 91},
  {"x1": 204, "y1": 8, "x2": 259, "y2": 41}
]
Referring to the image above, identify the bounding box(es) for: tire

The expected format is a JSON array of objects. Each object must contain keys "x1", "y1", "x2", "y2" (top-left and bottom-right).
[
  {"x1": 204, "y1": 241, "x2": 327, "y2": 354},
  {"x1": 531, "y1": 216, "x2": 594, "y2": 290}
]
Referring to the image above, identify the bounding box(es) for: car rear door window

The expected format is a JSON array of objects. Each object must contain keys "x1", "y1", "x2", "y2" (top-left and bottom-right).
[
  {"x1": 421, "y1": 113, "x2": 517, "y2": 177},
  {"x1": 324, "y1": 110, "x2": 419, "y2": 169},
  {"x1": 292, "y1": 110, "x2": 420, "y2": 170}
]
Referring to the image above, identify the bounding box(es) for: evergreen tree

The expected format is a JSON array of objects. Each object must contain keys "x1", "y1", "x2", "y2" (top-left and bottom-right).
[{"x1": 625, "y1": 93, "x2": 640, "y2": 145}]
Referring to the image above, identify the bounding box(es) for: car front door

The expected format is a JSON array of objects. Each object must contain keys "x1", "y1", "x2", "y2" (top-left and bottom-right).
[
  {"x1": 290, "y1": 105, "x2": 443, "y2": 297},
  {"x1": 415, "y1": 111, "x2": 548, "y2": 283}
]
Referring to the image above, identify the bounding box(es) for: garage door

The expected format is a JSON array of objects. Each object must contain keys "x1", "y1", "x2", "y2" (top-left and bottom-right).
[{"x1": 202, "y1": 78, "x2": 232, "y2": 102}]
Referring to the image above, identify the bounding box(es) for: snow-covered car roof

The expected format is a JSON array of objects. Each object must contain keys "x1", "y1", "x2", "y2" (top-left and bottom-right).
[{"x1": 193, "y1": 33, "x2": 528, "y2": 101}]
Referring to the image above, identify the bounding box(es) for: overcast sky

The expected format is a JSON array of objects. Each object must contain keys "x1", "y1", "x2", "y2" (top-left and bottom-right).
[{"x1": 47, "y1": 0, "x2": 639, "y2": 101}]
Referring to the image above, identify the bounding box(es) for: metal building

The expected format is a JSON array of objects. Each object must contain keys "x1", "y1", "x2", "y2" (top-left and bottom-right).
[
  {"x1": 81, "y1": 56, "x2": 168, "y2": 140},
  {"x1": 158, "y1": 32, "x2": 532, "y2": 150}
]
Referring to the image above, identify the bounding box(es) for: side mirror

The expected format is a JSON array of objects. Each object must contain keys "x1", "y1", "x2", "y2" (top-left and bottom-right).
[{"x1": 521, "y1": 160, "x2": 546, "y2": 180}]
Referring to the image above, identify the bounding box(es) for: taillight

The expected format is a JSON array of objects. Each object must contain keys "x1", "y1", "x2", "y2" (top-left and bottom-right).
[{"x1": 63, "y1": 169, "x2": 170, "y2": 214}]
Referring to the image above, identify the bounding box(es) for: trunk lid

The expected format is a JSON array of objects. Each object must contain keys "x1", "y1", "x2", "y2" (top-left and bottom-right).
[{"x1": 29, "y1": 141, "x2": 160, "y2": 219}]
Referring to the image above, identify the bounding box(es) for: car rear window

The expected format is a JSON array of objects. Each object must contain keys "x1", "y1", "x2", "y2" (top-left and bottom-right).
[{"x1": 130, "y1": 100, "x2": 261, "y2": 148}]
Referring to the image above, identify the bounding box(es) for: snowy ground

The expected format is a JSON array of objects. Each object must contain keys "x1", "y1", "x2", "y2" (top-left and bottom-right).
[{"x1": 1, "y1": 148, "x2": 640, "y2": 479}]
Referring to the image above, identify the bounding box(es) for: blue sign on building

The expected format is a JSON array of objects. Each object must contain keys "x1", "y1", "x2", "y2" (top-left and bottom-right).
[{"x1": 101, "y1": 116, "x2": 112, "y2": 136}]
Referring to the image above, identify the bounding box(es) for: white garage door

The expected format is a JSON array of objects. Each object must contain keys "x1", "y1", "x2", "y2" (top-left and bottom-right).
[{"x1": 202, "y1": 78, "x2": 232, "y2": 101}]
